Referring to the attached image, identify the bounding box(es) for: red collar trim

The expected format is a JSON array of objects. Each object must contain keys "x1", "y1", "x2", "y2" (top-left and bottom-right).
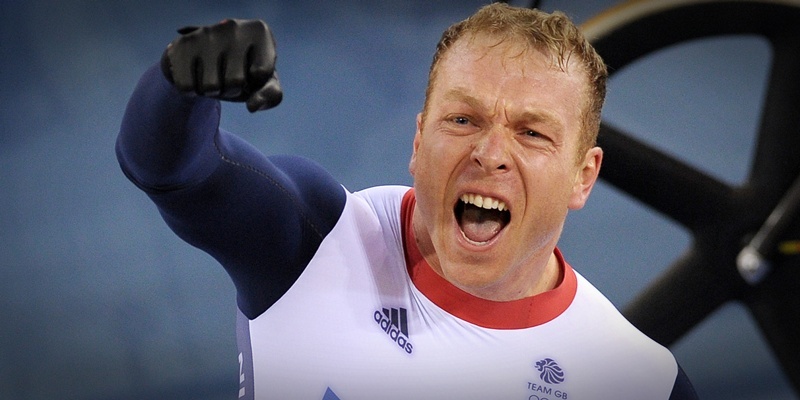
[{"x1": 401, "y1": 189, "x2": 577, "y2": 329}]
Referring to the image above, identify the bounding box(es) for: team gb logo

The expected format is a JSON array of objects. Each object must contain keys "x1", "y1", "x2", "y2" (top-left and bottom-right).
[{"x1": 535, "y1": 358, "x2": 565, "y2": 385}]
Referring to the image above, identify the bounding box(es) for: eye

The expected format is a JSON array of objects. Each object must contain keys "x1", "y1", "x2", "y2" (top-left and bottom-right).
[
  {"x1": 524, "y1": 129, "x2": 541, "y2": 137},
  {"x1": 442, "y1": 114, "x2": 480, "y2": 136},
  {"x1": 521, "y1": 129, "x2": 554, "y2": 145},
  {"x1": 453, "y1": 116, "x2": 470, "y2": 125}
]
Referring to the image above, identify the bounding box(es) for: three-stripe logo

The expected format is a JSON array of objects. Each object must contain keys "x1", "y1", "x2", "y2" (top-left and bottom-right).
[{"x1": 373, "y1": 307, "x2": 413, "y2": 354}]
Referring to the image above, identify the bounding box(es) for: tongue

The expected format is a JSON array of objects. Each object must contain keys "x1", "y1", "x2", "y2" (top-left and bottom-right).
[{"x1": 460, "y1": 205, "x2": 504, "y2": 243}]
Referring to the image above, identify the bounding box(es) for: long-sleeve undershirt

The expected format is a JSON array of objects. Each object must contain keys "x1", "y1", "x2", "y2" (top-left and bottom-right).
[{"x1": 116, "y1": 64, "x2": 346, "y2": 319}]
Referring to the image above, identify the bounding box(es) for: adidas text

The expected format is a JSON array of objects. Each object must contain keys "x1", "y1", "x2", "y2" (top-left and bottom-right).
[{"x1": 373, "y1": 308, "x2": 413, "y2": 354}]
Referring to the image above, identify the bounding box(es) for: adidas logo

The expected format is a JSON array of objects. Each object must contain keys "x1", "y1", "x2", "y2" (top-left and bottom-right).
[{"x1": 373, "y1": 307, "x2": 414, "y2": 354}]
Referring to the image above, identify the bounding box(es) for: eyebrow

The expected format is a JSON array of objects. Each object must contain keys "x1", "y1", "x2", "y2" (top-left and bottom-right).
[
  {"x1": 442, "y1": 88, "x2": 564, "y2": 133},
  {"x1": 443, "y1": 88, "x2": 485, "y2": 112}
]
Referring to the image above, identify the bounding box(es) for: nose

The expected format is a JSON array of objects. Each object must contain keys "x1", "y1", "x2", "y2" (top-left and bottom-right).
[{"x1": 471, "y1": 127, "x2": 511, "y2": 173}]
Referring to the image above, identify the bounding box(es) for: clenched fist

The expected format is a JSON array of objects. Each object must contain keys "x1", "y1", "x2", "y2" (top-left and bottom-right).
[{"x1": 161, "y1": 19, "x2": 282, "y2": 112}]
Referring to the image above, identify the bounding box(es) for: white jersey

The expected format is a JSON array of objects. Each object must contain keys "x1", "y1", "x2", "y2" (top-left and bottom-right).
[{"x1": 238, "y1": 186, "x2": 677, "y2": 400}]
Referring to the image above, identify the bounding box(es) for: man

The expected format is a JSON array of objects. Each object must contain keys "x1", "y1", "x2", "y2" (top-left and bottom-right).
[{"x1": 117, "y1": 3, "x2": 698, "y2": 399}]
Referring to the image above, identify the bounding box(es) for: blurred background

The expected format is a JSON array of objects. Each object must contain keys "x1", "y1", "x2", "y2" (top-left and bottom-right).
[{"x1": 1, "y1": 0, "x2": 795, "y2": 399}]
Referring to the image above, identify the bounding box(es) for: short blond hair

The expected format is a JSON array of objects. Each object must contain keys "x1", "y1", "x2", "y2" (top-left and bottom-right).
[{"x1": 422, "y1": 3, "x2": 607, "y2": 157}]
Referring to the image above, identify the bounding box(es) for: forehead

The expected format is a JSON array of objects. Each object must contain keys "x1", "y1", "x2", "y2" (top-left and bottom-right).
[{"x1": 431, "y1": 34, "x2": 588, "y2": 123}]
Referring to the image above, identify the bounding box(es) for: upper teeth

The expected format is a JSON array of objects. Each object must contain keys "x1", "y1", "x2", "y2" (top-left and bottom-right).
[{"x1": 460, "y1": 193, "x2": 507, "y2": 212}]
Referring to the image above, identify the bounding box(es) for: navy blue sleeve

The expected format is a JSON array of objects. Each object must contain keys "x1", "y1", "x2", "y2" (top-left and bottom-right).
[
  {"x1": 669, "y1": 364, "x2": 699, "y2": 400},
  {"x1": 116, "y1": 64, "x2": 346, "y2": 319}
]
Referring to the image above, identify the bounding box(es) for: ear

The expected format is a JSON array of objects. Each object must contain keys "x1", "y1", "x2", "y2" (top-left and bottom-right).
[
  {"x1": 568, "y1": 146, "x2": 603, "y2": 210},
  {"x1": 409, "y1": 113, "x2": 423, "y2": 176}
]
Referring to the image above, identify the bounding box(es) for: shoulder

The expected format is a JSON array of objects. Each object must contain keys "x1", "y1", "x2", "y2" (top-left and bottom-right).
[
  {"x1": 570, "y1": 269, "x2": 671, "y2": 353},
  {"x1": 349, "y1": 185, "x2": 411, "y2": 222},
  {"x1": 556, "y1": 265, "x2": 681, "y2": 397},
  {"x1": 353, "y1": 185, "x2": 412, "y2": 204},
  {"x1": 326, "y1": 185, "x2": 412, "y2": 253}
]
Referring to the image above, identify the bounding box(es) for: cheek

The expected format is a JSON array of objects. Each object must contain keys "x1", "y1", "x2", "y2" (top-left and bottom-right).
[
  {"x1": 414, "y1": 137, "x2": 457, "y2": 182},
  {"x1": 410, "y1": 143, "x2": 438, "y2": 197},
  {"x1": 523, "y1": 165, "x2": 575, "y2": 213},
  {"x1": 519, "y1": 176, "x2": 572, "y2": 249},
  {"x1": 412, "y1": 138, "x2": 463, "y2": 220}
]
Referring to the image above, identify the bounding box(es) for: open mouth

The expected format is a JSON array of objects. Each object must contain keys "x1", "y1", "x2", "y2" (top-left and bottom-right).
[{"x1": 454, "y1": 193, "x2": 511, "y2": 245}]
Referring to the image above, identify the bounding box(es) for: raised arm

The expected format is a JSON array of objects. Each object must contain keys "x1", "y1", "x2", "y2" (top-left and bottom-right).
[{"x1": 116, "y1": 19, "x2": 345, "y2": 319}]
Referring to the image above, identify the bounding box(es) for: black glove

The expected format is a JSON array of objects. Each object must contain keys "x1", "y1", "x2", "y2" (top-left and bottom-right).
[{"x1": 160, "y1": 19, "x2": 282, "y2": 112}]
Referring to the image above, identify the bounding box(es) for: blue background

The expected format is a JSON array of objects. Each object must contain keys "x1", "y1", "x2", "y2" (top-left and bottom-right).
[{"x1": 1, "y1": 1, "x2": 795, "y2": 399}]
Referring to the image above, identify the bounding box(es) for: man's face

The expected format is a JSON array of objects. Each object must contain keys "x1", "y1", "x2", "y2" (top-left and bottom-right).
[{"x1": 409, "y1": 34, "x2": 602, "y2": 300}]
